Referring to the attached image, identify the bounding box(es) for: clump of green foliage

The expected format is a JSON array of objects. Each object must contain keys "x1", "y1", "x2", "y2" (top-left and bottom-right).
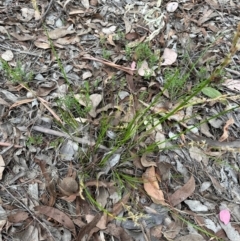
[
  {"x1": 163, "y1": 68, "x2": 190, "y2": 100},
  {"x1": 26, "y1": 134, "x2": 43, "y2": 146},
  {"x1": 0, "y1": 59, "x2": 33, "y2": 83},
  {"x1": 102, "y1": 49, "x2": 111, "y2": 60},
  {"x1": 134, "y1": 42, "x2": 158, "y2": 67}
]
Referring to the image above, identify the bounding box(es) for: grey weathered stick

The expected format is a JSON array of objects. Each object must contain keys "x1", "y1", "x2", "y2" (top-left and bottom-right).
[{"x1": 32, "y1": 126, "x2": 109, "y2": 150}]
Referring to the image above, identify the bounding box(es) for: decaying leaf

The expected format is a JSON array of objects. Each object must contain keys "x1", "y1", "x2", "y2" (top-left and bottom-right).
[
  {"x1": 169, "y1": 175, "x2": 195, "y2": 206},
  {"x1": 35, "y1": 205, "x2": 76, "y2": 235},
  {"x1": 8, "y1": 211, "x2": 29, "y2": 223},
  {"x1": 219, "y1": 118, "x2": 234, "y2": 142},
  {"x1": 142, "y1": 166, "x2": 166, "y2": 205}
]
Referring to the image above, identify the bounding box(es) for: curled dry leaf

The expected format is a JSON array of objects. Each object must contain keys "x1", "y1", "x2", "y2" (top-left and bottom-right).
[
  {"x1": 141, "y1": 154, "x2": 157, "y2": 167},
  {"x1": 35, "y1": 206, "x2": 76, "y2": 235},
  {"x1": 59, "y1": 177, "x2": 78, "y2": 196},
  {"x1": 142, "y1": 166, "x2": 166, "y2": 205},
  {"x1": 161, "y1": 48, "x2": 177, "y2": 66},
  {"x1": 219, "y1": 118, "x2": 234, "y2": 142},
  {"x1": 169, "y1": 176, "x2": 195, "y2": 206}
]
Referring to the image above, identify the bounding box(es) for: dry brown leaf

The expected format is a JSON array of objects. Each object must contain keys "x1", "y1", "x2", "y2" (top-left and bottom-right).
[
  {"x1": 35, "y1": 206, "x2": 76, "y2": 235},
  {"x1": 141, "y1": 154, "x2": 157, "y2": 167},
  {"x1": 9, "y1": 98, "x2": 34, "y2": 109},
  {"x1": 59, "y1": 177, "x2": 78, "y2": 196},
  {"x1": 198, "y1": 9, "x2": 214, "y2": 25},
  {"x1": 36, "y1": 82, "x2": 57, "y2": 97},
  {"x1": 34, "y1": 40, "x2": 50, "y2": 49},
  {"x1": 8, "y1": 211, "x2": 29, "y2": 223},
  {"x1": 142, "y1": 166, "x2": 166, "y2": 205},
  {"x1": 125, "y1": 32, "x2": 139, "y2": 41},
  {"x1": 48, "y1": 28, "x2": 75, "y2": 40},
  {"x1": 10, "y1": 32, "x2": 35, "y2": 41},
  {"x1": 169, "y1": 175, "x2": 195, "y2": 206},
  {"x1": 76, "y1": 213, "x2": 101, "y2": 241},
  {"x1": 55, "y1": 35, "x2": 80, "y2": 45},
  {"x1": 219, "y1": 118, "x2": 234, "y2": 142},
  {"x1": 0, "y1": 155, "x2": 5, "y2": 180},
  {"x1": 105, "y1": 223, "x2": 133, "y2": 241},
  {"x1": 96, "y1": 213, "x2": 108, "y2": 229}
]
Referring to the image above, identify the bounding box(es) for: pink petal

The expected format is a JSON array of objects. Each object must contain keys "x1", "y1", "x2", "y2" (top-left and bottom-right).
[
  {"x1": 219, "y1": 210, "x2": 231, "y2": 225},
  {"x1": 131, "y1": 61, "x2": 136, "y2": 70}
]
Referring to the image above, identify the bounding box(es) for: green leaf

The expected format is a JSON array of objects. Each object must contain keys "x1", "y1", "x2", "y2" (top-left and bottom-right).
[{"x1": 201, "y1": 87, "x2": 222, "y2": 98}]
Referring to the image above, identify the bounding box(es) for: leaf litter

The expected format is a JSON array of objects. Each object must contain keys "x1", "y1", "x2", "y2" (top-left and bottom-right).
[{"x1": 0, "y1": 0, "x2": 240, "y2": 240}]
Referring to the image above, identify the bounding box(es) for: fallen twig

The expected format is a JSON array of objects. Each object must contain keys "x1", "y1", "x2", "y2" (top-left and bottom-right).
[
  {"x1": 32, "y1": 126, "x2": 109, "y2": 150},
  {"x1": 82, "y1": 55, "x2": 135, "y2": 75}
]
